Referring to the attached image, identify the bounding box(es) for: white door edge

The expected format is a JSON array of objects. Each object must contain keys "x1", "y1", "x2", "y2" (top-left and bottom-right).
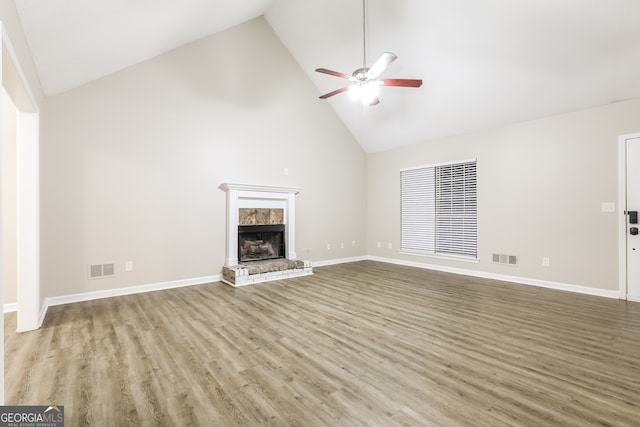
[{"x1": 618, "y1": 132, "x2": 640, "y2": 300}]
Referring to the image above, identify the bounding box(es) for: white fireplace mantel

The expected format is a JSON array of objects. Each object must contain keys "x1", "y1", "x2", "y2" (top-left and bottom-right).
[{"x1": 219, "y1": 183, "x2": 300, "y2": 267}]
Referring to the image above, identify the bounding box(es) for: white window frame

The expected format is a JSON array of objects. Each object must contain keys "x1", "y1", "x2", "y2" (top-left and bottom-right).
[{"x1": 400, "y1": 158, "x2": 478, "y2": 262}]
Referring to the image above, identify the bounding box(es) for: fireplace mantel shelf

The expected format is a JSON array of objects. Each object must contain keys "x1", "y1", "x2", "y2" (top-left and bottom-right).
[{"x1": 219, "y1": 183, "x2": 301, "y2": 195}]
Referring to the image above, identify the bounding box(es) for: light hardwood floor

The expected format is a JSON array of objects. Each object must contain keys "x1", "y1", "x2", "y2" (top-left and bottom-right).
[{"x1": 5, "y1": 261, "x2": 640, "y2": 426}]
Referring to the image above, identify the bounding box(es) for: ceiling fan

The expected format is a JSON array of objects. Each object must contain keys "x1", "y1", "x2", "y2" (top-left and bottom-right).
[{"x1": 315, "y1": 0, "x2": 423, "y2": 106}]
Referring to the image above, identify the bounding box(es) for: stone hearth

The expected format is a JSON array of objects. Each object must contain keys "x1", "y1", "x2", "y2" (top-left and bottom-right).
[{"x1": 222, "y1": 259, "x2": 313, "y2": 286}]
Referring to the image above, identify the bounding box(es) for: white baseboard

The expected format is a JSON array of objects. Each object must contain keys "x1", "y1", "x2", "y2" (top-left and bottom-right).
[
  {"x1": 38, "y1": 302, "x2": 48, "y2": 328},
  {"x1": 43, "y1": 275, "x2": 221, "y2": 310},
  {"x1": 313, "y1": 256, "x2": 368, "y2": 267},
  {"x1": 3, "y1": 302, "x2": 17, "y2": 313},
  {"x1": 628, "y1": 295, "x2": 640, "y2": 302},
  {"x1": 367, "y1": 256, "x2": 621, "y2": 299},
  {"x1": 27, "y1": 255, "x2": 627, "y2": 328}
]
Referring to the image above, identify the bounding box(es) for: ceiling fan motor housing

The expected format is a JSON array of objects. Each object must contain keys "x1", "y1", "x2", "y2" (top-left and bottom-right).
[{"x1": 352, "y1": 67, "x2": 370, "y2": 81}]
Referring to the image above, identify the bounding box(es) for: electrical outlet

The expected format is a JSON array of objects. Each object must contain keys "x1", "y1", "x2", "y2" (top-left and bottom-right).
[
  {"x1": 326, "y1": 243, "x2": 331, "y2": 250},
  {"x1": 125, "y1": 261, "x2": 133, "y2": 272},
  {"x1": 601, "y1": 202, "x2": 615, "y2": 213},
  {"x1": 542, "y1": 257, "x2": 550, "y2": 267},
  {"x1": 387, "y1": 242, "x2": 392, "y2": 249},
  {"x1": 377, "y1": 241, "x2": 381, "y2": 248}
]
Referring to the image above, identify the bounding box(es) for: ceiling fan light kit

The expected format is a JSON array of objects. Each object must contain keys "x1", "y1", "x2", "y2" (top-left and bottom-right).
[
  {"x1": 315, "y1": 0, "x2": 422, "y2": 106},
  {"x1": 348, "y1": 81, "x2": 380, "y2": 105}
]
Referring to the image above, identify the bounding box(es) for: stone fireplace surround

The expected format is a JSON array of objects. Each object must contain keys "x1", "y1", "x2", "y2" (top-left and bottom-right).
[{"x1": 219, "y1": 183, "x2": 313, "y2": 286}]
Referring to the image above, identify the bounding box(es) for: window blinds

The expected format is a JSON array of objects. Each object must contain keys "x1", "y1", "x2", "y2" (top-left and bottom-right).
[
  {"x1": 401, "y1": 167, "x2": 436, "y2": 253},
  {"x1": 401, "y1": 160, "x2": 477, "y2": 258}
]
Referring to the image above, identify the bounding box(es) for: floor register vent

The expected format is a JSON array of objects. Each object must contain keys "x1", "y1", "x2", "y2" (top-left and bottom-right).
[
  {"x1": 89, "y1": 263, "x2": 115, "y2": 279},
  {"x1": 492, "y1": 253, "x2": 518, "y2": 266}
]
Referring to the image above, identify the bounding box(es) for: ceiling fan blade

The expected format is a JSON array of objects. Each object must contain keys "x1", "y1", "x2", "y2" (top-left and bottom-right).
[
  {"x1": 366, "y1": 52, "x2": 397, "y2": 79},
  {"x1": 380, "y1": 79, "x2": 423, "y2": 88},
  {"x1": 319, "y1": 86, "x2": 351, "y2": 99},
  {"x1": 315, "y1": 68, "x2": 351, "y2": 79}
]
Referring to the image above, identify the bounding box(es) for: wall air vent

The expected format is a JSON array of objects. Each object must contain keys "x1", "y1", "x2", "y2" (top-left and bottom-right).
[
  {"x1": 88, "y1": 263, "x2": 116, "y2": 279},
  {"x1": 492, "y1": 253, "x2": 518, "y2": 266}
]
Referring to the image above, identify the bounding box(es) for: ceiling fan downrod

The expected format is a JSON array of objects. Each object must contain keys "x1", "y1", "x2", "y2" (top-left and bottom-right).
[{"x1": 362, "y1": 0, "x2": 367, "y2": 69}]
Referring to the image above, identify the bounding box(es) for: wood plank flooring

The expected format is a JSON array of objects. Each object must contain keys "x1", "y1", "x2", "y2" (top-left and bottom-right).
[{"x1": 4, "y1": 261, "x2": 640, "y2": 426}]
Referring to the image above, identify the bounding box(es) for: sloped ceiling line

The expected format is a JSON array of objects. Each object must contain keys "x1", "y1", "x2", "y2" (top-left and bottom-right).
[{"x1": 15, "y1": 0, "x2": 640, "y2": 153}]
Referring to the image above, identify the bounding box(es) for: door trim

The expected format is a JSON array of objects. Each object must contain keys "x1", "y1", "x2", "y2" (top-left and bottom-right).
[
  {"x1": 1, "y1": 25, "x2": 41, "y2": 331},
  {"x1": 618, "y1": 132, "x2": 640, "y2": 301}
]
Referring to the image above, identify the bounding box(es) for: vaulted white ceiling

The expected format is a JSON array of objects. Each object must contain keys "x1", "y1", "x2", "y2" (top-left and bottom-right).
[{"x1": 14, "y1": 0, "x2": 640, "y2": 152}]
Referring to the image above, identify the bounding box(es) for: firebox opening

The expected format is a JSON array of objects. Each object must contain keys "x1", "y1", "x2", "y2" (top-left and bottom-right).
[{"x1": 238, "y1": 224, "x2": 285, "y2": 262}]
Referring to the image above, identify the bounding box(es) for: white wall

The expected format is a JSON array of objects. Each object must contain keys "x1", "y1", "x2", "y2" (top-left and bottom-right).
[
  {"x1": 368, "y1": 98, "x2": 640, "y2": 291},
  {"x1": 41, "y1": 17, "x2": 367, "y2": 298},
  {"x1": 13, "y1": 3, "x2": 639, "y2": 302},
  {"x1": 1, "y1": 91, "x2": 16, "y2": 304}
]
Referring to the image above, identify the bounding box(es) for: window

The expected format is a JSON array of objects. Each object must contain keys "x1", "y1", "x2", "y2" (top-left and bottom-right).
[{"x1": 400, "y1": 159, "x2": 477, "y2": 258}]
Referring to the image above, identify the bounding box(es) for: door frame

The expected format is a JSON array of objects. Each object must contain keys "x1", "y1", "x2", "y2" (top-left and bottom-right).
[
  {"x1": 0, "y1": 21, "x2": 41, "y2": 404},
  {"x1": 1, "y1": 24, "x2": 41, "y2": 329},
  {"x1": 618, "y1": 132, "x2": 640, "y2": 301}
]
